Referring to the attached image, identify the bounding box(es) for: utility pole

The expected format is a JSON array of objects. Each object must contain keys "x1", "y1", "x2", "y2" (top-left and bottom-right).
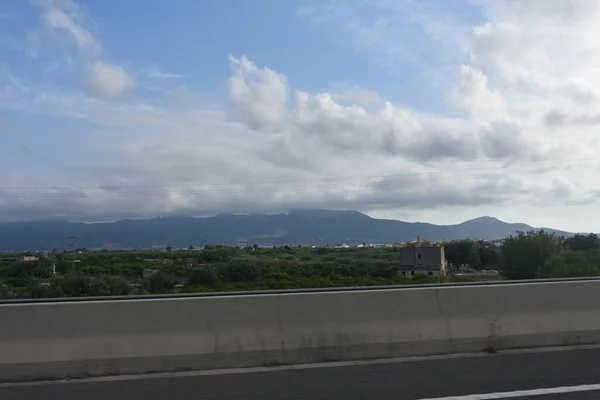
[{"x1": 68, "y1": 236, "x2": 78, "y2": 273}]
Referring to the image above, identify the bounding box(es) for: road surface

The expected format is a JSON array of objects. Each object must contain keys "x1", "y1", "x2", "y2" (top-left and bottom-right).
[{"x1": 3, "y1": 347, "x2": 600, "y2": 399}]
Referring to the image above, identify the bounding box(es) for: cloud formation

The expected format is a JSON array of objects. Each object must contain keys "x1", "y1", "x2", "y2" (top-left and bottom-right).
[
  {"x1": 42, "y1": 4, "x2": 101, "y2": 55},
  {"x1": 2, "y1": 0, "x2": 600, "y2": 232},
  {"x1": 34, "y1": 0, "x2": 135, "y2": 96},
  {"x1": 35, "y1": 0, "x2": 101, "y2": 55},
  {"x1": 147, "y1": 67, "x2": 182, "y2": 79},
  {"x1": 85, "y1": 60, "x2": 135, "y2": 97},
  {"x1": 228, "y1": 55, "x2": 289, "y2": 130}
]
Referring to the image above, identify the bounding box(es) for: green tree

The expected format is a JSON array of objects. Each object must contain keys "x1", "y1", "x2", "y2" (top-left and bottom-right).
[
  {"x1": 538, "y1": 249, "x2": 600, "y2": 278},
  {"x1": 188, "y1": 267, "x2": 221, "y2": 286},
  {"x1": 24, "y1": 282, "x2": 65, "y2": 298},
  {"x1": 501, "y1": 230, "x2": 563, "y2": 280},
  {"x1": 564, "y1": 233, "x2": 600, "y2": 252},
  {"x1": 147, "y1": 272, "x2": 177, "y2": 293},
  {"x1": 51, "y1": 274, "x2": 129, "y2": 297},
  {"x1": 444, "y1": 240, "x2": 474, "y2": 267},
  {"x1": 369, "y1": 263, "x2": 398, "y2": 279},
  {"x1": 478, "y1": 246, "x2": 501, "y2": 269},
  {"x1": 467, "y1": 250, "x2": 482, "y2": 270},
  {"x1": 222, "y1": 258, "x2": 262, "y2": 282},
  {"x1": 0, "y1": 283, "x2": 17, "y2": 299},
  {"x1": 99, "y1": 276, "x2": 133, "y2": 296}
]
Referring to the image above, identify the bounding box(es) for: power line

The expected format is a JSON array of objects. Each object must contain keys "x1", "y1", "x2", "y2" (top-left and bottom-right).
[
  {"x1": 0, "y1": 161, "x2": 596, "y2": 198},
  {"x1": 0, "y1": 157, "x2": 595, "y2": 192}
]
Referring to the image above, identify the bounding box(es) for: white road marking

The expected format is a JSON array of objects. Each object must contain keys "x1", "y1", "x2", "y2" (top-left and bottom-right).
[{"x1": 417, "y1": 383, "x2": 600, "y2": 399}]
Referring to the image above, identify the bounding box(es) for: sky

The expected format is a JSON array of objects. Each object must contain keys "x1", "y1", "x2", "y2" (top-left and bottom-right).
[{"x1": 1, "y1": 0, "x2": 600, "y2": 232}]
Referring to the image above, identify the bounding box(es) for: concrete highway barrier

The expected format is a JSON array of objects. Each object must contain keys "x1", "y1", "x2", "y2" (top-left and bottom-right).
[{"x1": 1, "y1": 279, "x2": 600, "y2": 382}]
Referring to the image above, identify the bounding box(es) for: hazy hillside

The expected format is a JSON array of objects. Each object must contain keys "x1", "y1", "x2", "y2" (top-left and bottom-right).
[{"x1": 0, "y1": 210, "x2": 571, "y2": 251}]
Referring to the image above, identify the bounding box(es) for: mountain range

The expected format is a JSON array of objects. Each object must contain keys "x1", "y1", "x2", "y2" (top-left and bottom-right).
[{"x1": 0, "y1": 209, "x2": 573, "y2": 251}]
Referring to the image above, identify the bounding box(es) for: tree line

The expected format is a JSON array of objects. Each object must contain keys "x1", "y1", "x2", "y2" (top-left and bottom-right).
[
  {"x1": 444, "y1": 231, "x2": 600, "y2": 279},
  {"x1": 2, "y1": 231, "x2": 600, "y2": 299}
]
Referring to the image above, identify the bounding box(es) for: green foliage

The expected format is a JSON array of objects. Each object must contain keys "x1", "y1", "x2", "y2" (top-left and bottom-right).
[
  {"x1": 9, "y1": 230, "x2": 600, "y2": 298},
  {"x1": 538, "y1": 248, "x2": 600, "y2": 278},
  {"x1": 188, "y1": 267, "x2": 221, "y2": 286},
  {"x1": 0, "y1": 283, "x2": 17, "y2": 299},
  {"x1": 478, "y1": 246, "x2": 501, "y2": 269},
  {"x1": 222, "y1": 258, "x2": 262, "y2": 282},
  {"x1": 411, "y1": 273, "x2": 432, "y2": 283},
  {"x1": 55, "y1": 274, "x2": 132, "y2": 297},
  {"x1": 0, "y1": 262, "x2": 54, "y2": 279},
  {"x1": 564, "y1": 233, "x2": 600, "y2": 252},
  {"x1": 77, "y1": 263, "x2": 146, "y2": 277},
  {"x1": 444, "y1": 240, "x2": 499, "y2": 270},
  {"x1": 369, "y1": 263, "x2": 398, "y2": 278},
  {"x1": 0, "y1": 277, "x2": 32, "y2": 288},
  {"x1": 13, "y1": 274, "x2": 133, "y2": 298},
  {"x1": 501, "y1": 230, "x2": 563, "y2": 280},
  {"x1": 99, "y1": 276, "x2": 134, "y2": 295},
  {"x1": 467, "y1": 250, "x2": 482, "y2": 270},
  {"x1": 200, "y1": 247, "x2": 240, "y2": 263},
  {"x1": 23, "y1": 282, "x2": 65, "y2": 298},
  {"x1": 444, "y1": 240, "x2": 474, "y2": 267},
  {"x1": 147, "y1": 272, "x2": 177, "y2": 293}
]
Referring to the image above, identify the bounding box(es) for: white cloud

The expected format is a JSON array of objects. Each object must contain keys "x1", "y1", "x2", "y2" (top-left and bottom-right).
[
  {"x1": 451, "y1": 65, "x2": 507, "y2": 121},
  {"x1": 227, "y1": 55, "x2": 289, "y2": 130},
  {"x1": 4, "y1": 1, "x2": 600, "y2": 232},
  {"x1": 147, "y1": 67, "x2": 182, "y2": 79},
  {"x1": 84, "y1": 60, "x2": 135, "y2": 97},
  {"x1": 36, "y1": 0, "x2": 102, "y2": 55},
  {"x1": 33, "y1": 0, "x2": 135, "y2": 96},
  {"x1": 331, "y1": 87, "x2": 384, "y2": 107}
]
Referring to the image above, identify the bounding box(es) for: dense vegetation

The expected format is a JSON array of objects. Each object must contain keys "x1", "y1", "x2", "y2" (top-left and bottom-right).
[
  {"x1": 1, "y1": 231, "x2": 599, "y2": 299},
  {"x1": 444, "y1": 231, "x2": 600, "y2": 279}
]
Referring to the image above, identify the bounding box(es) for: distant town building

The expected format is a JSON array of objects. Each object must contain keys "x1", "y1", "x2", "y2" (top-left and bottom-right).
[
  {"x1": 0, "y1": 255, "x2": 40, "y2": 263},
  {"x1": 398, "y1": 236, "x2": 448, "y2": 277}
]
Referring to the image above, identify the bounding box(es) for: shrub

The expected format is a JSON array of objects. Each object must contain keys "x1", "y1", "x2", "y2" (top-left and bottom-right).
[
  {"x1": 24, "y1": 282, "x2": 65, "y2": 298},
  {"x1": 369, "y1": 264, "x2": 398, "y2": 279},
  {"x1": 0, "y1": 283, "x2": 17, "y2": 299},
  {"x1": 147, "y1": 272, "x2": 177, "y2": 293},
  {"x1": 188, "y1": 267, "x2": 221, "y2": 286},
  {"x1": 222, "y1": 258, "x2": 262, "y2": 282},
  {"x1": 411, "y1": 273, "x2": 433, "y2": 284}
]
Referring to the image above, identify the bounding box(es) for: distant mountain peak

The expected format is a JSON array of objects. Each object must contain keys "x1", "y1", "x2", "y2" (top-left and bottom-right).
[
  {"x1": 467, "y1": 216, "x2": 502, "y2": 223},
  {"x1": 0, "y1": 209, "x2": 570, "y2": 251},
  {"x1": 288, "y1": 209, "x2": 370, "y2": 218}
]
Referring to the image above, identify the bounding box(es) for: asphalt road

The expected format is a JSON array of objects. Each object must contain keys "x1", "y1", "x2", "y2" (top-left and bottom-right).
[{"x1": 3, "y1": 348, "x2": 600, "y2": 400}]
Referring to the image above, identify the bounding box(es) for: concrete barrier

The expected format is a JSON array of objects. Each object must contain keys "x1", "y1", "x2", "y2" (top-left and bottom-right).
[{"x1": 1, "y1": 280, "x2": 600, "y2": 382}]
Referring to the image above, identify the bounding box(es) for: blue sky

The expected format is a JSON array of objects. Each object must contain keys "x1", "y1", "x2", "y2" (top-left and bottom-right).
[
  {"x1": 1, "y1": 0, "x2": 600, "y2": 231},
  {"x1": 1, "y1": 0, "x2": 483, "y2": 108}
]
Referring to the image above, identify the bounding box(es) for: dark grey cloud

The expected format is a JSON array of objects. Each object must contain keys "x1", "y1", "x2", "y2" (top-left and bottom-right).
[
  {"x1": 545, "y1": 109, "x2": 566, "y2": 126},
  {"x1": 479, "y1": 122, "x2": 534, "y2": 160},
  {"x1": 0, "y1": 171, "x2": 526, "y2": 223},
  {"x1": 545, "y1": 108, "x2": 600, "y2": 127},
  {"x1": 382, "y1": 129, "x2": 479, "y2": 162}
]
